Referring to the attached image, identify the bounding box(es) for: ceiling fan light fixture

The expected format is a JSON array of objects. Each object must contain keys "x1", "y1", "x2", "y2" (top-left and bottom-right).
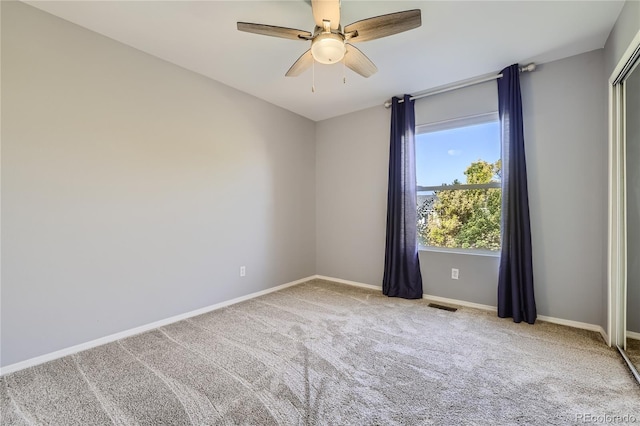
[
  {"x1": 311, "y1": 33, "x2": 346, "y2": 64},
  {"x1": 238, "y1": 3, "x2": 422, "y2": 79}
]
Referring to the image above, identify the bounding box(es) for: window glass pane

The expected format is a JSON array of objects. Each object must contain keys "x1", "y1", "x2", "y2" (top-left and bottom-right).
[
  {"x1": 416, "y1": 121, "x2": 500, "y2": 187},
  {"x1": 416, "y1": 120, "x2": 501, "y2": 252}
]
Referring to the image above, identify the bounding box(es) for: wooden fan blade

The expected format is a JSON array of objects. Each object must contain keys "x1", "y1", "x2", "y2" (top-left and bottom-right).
[
  {"x1": 237, "y1": 22, "x2": 312, "y2": 40},
  {"x1": 344, "y1": 44, "x2": 377, "y2": 78},
  {"x1": 286, "y1": 49, "x2": 314, "y2": 77},
  {"x1": 344, "y1": 9, "x2": 421, "y2": 43},
  {"x1": 311, "y1": 0, "x2": 340, "y2": 30}
]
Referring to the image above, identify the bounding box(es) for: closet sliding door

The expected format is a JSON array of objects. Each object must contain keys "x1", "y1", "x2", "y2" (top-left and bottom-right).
[{"x1": 610, "y1": 30, "x2": 640, "y2": 383}]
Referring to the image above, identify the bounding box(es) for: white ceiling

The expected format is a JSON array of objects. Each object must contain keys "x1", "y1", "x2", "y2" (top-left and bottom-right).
[{"x1": 25, "y1": 1, "x2": 624, "y2": 122}]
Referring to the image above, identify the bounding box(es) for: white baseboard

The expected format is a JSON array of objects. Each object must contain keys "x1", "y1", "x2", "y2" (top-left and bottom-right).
[
  {"x1": 315, "y1": 276, "x2": 610, "y2": 344},
  {"x1": 0, "y1": 275, "x2": 316, "y2": 376},
  {"x1": 422, "y1": 294, "x2": 497, "y2": 312},
  {"x1": 627, "y1": 330, "x2": 640, "y2": 340},
  {"x1": 537, "y1": 315, "x2": 609, "y2": 344},
  {"x1": 2, "y1": 274, "x2": 612, "y2": 375},
  {"x1": 314, "y1": 275, "x2": 381, "y2": 291}
]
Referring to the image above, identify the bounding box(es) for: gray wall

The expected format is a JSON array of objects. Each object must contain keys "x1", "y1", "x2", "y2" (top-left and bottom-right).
[
  {"x1": 316, "y1": 49, "x2": 608, "y2": 325},
  {"x1": 415, "y1": 80, "x2": 497, "y2": 126},
  {"x1": 1, "y1": 2, "x2": 316, "y2": 367},
  {"x1": 3, "y1": 0, "x2": 632, "y2": 369},
  {"x1": 521, "y1": 50, "x2": 607, "y2": 325},
  {"x1": 315, "y1": 107, "x2": 390, "y2": 286},
  {"x1": 604, "y1": 0, "x2": 640, "y2": 78},
  {"x1": 625, "y1": 62, "x2": 640, "y2": 334}
]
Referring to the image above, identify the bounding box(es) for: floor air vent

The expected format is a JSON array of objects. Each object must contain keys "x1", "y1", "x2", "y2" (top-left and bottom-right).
[{"x1": 428, "y1": 303, "x2": 458, "y2": 312}]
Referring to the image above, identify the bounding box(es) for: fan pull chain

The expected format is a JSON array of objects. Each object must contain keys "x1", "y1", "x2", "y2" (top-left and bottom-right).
[
  {"x1": 312, "y1": 59, "x2": 316, "y2": 93},
  {"x1": 343, "y1": 57, "x2": 346, "y2": 84}
]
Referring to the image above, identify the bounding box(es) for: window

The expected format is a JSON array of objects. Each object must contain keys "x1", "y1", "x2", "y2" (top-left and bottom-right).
[{"x1": 416, "y1": 115, "x2": 501, "y2": 252}]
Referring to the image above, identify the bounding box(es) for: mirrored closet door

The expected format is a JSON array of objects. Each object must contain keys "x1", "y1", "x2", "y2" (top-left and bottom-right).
[
  {"x1": 611, "y1": 32, "x2": 640, "y2": 383},
  {"x1": 623, "y1": 52, "x2": 640, "y2": 381}
]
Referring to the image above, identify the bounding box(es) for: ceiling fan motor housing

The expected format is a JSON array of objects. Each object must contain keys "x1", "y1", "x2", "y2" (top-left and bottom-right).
[{"x1": 311, "y1": 33, "x2": 346, "y2": 64}]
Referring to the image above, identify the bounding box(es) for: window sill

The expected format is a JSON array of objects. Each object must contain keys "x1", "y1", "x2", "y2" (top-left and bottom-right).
[{"x1": 418, "y1": 246, "x2": 501, "y2": 258}]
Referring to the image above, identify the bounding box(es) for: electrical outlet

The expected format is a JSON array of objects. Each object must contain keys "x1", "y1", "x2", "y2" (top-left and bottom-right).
[
  {"x1": 451, "y1": 268, "x2": 459, "y2": 280},
  {"x1": 240, "y1": 266, "x2": 246, "y2": 277}
]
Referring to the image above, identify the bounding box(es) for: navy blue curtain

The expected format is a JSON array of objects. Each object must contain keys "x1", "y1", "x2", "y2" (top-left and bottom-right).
[
  {"x1": 383, "y1": 95, "x2": 423, "y2": 299},
  {"x1": 497, "y1": 65, "x2": 536, "y2": 324}
]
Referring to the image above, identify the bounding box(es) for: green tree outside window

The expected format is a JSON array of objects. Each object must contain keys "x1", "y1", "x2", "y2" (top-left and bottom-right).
[{"x1": 418, "y1": 159, "x2": 501, "y2": 251}]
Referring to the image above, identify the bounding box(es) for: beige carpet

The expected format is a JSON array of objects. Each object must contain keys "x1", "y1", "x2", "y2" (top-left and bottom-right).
[
  {"x1": 2, "y1": 279, "x2": 639, "y2": 425},
  {"x1": 626, "y1": 338, "x2": 640, "y2": 377}
]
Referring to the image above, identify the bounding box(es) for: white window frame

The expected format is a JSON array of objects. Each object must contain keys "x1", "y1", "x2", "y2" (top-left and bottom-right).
[{"x1": 416, "y1": 112, "x2": 501, "y2": 256}]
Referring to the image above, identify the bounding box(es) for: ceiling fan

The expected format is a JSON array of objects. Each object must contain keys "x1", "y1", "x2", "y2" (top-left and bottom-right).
[{"x1": 237, "y1": 0, "x2": 421, "y2": 78}]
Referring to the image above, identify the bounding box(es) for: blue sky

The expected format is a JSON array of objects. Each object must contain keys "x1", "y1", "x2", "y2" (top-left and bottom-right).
[{"x1": 416, "y1": 121, "x2": 501, "y2": 187}]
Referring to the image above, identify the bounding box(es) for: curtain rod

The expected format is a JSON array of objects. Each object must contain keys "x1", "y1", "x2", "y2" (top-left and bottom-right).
[{"x1": 384, "y1": 63, "x2": 537, "y2": 108}]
